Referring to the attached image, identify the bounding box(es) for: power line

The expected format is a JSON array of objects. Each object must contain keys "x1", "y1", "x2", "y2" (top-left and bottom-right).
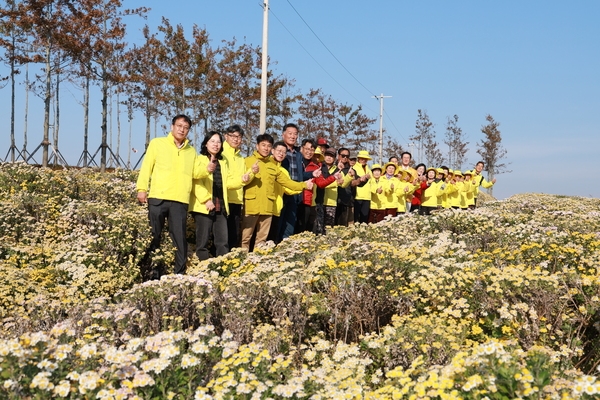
[
  {"x1": 268, "y1": 6, "x2": 375, "y2": 113},
  {"x1": 285, "y1": 0, "x2": 378, "y2": 99}
]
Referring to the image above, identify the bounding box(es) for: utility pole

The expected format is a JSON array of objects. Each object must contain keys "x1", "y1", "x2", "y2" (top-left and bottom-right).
[
  {"x1": 372, "y1": 93, "x2": 391, "y2": 164},
  {"x1": 259, "y1": 0, "x2": 269, "y2": 135}
]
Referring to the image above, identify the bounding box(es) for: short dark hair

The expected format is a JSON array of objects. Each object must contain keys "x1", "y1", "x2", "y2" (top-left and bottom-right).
[
  {"x1": 338, "y1": 147, "x2": 350, "y2": 155},
  {"x1": 273, "y1": 141, "x2": 286, "y2": 149},
  {"x1": 226, "y1": 124, "x2": 244, "y2": 136},
  {"x1": 172, "y1": 114, "x2": 192, "y2": 127},
  {"x1": 401, "y1": 151, "x2": 412, "y2": 159},
  {"x1": 200, "y1": 131, "x2": 223, "y2": 160},
  {"x1": 256, "y1": 133, "x2": 274, "y2": 145},
  {"x1": 283, "y1": 123, "x2": 298, "y2": 132},
  {"x1": 476, "y1": 161, "x2": 485, "y2": 167},
  {"x1": 301, "y1": 138, "x2": 316, "y2": 148},
  {"x1": 389, "y1": 155, "x2": 399, "y2": 162}
]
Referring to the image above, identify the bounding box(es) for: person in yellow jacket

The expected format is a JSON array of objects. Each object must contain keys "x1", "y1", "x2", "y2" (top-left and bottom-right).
[
  {"x1": 222, "y1": 124, "x2": 246, "y2": 249},
  {"x1": 395, "y1": 170, "x2": 417, "y2": 214},
  {"x1": 473, "y1": 161, "x2": 496, "y2": 207},
  {"x1": 369, "y1": 164, "x2": 387, "y2": 223},
  {"x1": 448, "y1": 170, "x2": 465, "y2": 209},
  {"x1": 352, "y1": 150, "x2": 372, "y2": 223},
  {"x1": 241, "y1": 134, "x2": 313, "y2": 250},
  {"x1": 440, "y1": 169, "x2": 457, "y2": 209},
  {"x1": 420, "y1": 167, "x2": 445, "y2": 215},
  {"x1": 321, "y1": 148, "x2": 351, "y2": 228},
  {"x1": 136, "y1": 114, "x2": 200, "y2": 277},
  {"x1": 381, "y1": 162, "x2": 402, "y2": 217},
  {"x1": 189, "y1": 131, "x2": 255, "y2": 261},
  {"x1": 463, "y1": 170, "x2": 478, "y2": 209},
  {"x1": 268, "y1": 141, "x2": 303, "y2": 243}
]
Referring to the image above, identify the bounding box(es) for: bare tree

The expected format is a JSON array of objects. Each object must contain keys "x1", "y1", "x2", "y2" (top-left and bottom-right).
[
  {"x1": 443, "y1": 114, "x2": 469, "y2": 170},
  {"x1": 411, "y1": 109, "x2": 442, "y2": 166},
  {"x1": 476, "y1": 114, "x2": 509, "y2": 196}
]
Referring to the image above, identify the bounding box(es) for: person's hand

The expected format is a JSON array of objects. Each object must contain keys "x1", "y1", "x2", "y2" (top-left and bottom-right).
[
  {"x1": 312, "y1": 169, "x2": 322, "y2": 178},
  {"x1": 251, "y1": 161, "x2": 259, "y2": 174},
  {"x1": 137, "y1": 191, "x2": 148, "y2": 203},
  {"x1": 376, "y1": 186, "x2": 383, "y2": 194},
  {"x1": 305, "y1": 180, "x2": 314, "y2": 190},
  {"x1": 337, "y1": 161, "x2": 345, "y2": 170},
  {"x1": 242, "y1": 173, "x2": 250, "y2": 183},
  {"x1": 205, "y1": 199, "x2": 215, "y2": 211},
  {"x1": 348, "y1": 169, "x2": 355, "y2": 177},
  {"x1": 492, "y1": 178, "x2": 497, "y2": 184},
  {"x1": 333, "y1": 172, "x2": 342, "y2": 180},
  {"x1": 404, "y1": 186, "x2": 409, "y2": 193},
  {"x1": 207, "y1": 159, "x2": 217, "y2": 173},
  {"x1": 390, "y1": 183, "x2": 394, "y2": 191}
]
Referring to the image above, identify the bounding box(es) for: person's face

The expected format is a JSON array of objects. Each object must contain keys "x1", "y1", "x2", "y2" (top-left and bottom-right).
[
  {"x1": 318, "y1": 145, "x2": 328, "y2": 154},
  {"x1": 271, "y1": 145, "x2": 287, "y2": 163},
  {"x1": 225, "y1": 131, "x2": 243, "y2": 149},
  {"x1": 357, "y1": 157, "x2": 368, "y2": 166},
  {"x1": 465, "y1": 174, "x2": 472, "y2": 181},
  {"x1": 301, "y1": 142, "x2": 315, "y2": 160},
  {"x1": 417, "y1": 165, "x2": 425, "y2": 176},
  {"x1": 436, "y1": 172, "x2": 443, "y2": 180},
  {"x1": 427, "y1": 170, "x2": 436, "y2": 180},
  {"x1": 206, "y1": 134, "x2": 222, "y2": 156},
  {"x1": 171, "y1": 117, "x2": 190, "y2": 144},
  {"x1": 349, "y1": 159, "x2": 356, "y2": 167},
  {"x1": 475, "y1": 163, "x2": 484, "y2": 173},
  {"x1": 256, "y1": 140, "x2": 273, "y2": 157},
  {"x1": 401, "y1": 154, "x2": 411, "y2": 166},
  {"x1": 324, "y1": 154, "x2": 335, "y2": 165},
  {"x1": 386, "y1": 165, "x2": 396, "y2": 175},
  {"x1": 282, "y1": 127, "x2": 299, "y2": 147},
  {"x1": 389, "y1": 157, "x2": 399, "y2": 165},
  {"x1": 338, "y1": 150, "x2": 350, "y2": 163},
  {"x1": 372, "y1": 169, "x2": 381, "y2": 178}
]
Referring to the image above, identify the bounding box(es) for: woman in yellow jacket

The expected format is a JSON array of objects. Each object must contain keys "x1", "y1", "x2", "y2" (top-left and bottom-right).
[
  {"x1": 395, "y1": 170, "x2": 417, "y2": 214},
  {"x1": 369, "y1": 164, "x2": 387, "y2": 223},
  {"x1": 189, "y1": 131, "x2": 254, "y2": 261},
  {"x1": 420, "y1": 167, "x2": 444, "y2": 215}
]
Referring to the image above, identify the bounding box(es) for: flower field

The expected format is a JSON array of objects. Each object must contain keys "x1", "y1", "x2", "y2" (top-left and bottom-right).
[{"x1": 1, "y1": 163, "x2": 600, "y2": 399}]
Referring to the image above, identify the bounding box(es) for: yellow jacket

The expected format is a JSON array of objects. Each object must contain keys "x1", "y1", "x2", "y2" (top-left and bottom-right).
[
  {"x1": 396, "y1": 181, "x2": 417, "y2": 213},
  {"x1": 136, "y1": 132, "x2": 198, "y2": 204},
  {"x1": 322, "y1": 164, "x2": 352, "y2": 207},
  {"x1": 222, "y1": 141, "x2": 247, "y2": 205},
  {"x1": 244, "y1": 151, "x2": 306, "y2": 215},
  {"x1": 370, "y1": 178, "x2": 387, "y2": 210},
  {"x1": 473, "y1": 173, "x2": 494, "y2": 197},
  {"x1": 421, "y1": 180, "x2": 445, "y2": 207},
  {"x1": 188, "y1": 155, "x2": 252, "y2": 215},
  {"x1": 380, "y1": 176, "x2": 401, "y2": 209},
  {"x1": 353, "y1": 164, "x2": 372, "y2": 201}
]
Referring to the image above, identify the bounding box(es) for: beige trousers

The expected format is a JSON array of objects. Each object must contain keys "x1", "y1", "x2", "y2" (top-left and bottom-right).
[{"x1": 241, "y1": 214, "x2": 272, "y2": 250}]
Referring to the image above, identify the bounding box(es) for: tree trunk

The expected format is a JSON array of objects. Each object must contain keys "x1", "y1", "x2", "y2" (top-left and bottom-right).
[
  {"x1": 42, "y1": 44, "x2": 51, "y2": 167},
  {"x1": 9, "y1": 33, "x2": 16, "y2": 162},
  {"x1": 100, "y1": 64, "x2": 108, "y2": 172},
  {"x1": 83, "y1": 73, "x2": 90, "y2": 167},
  {"x1": 23, "y1": 64, "x2": 29, "y2": 157}
]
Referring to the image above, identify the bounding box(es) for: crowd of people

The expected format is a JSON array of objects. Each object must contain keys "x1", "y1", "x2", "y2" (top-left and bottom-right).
[{"x1": 136, "y1": 115, "x2": 497, "y2": 274}]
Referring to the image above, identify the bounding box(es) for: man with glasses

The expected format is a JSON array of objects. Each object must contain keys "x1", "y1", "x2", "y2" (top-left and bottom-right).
[
  {"x1": 136, "y1": 114, "x2": 198, "y2": 277},
  {"x1": 335, "y1": 148, "x2": 355, "y2": 226},
  {"x1": 222, "y1": 124, "x2": 247, "y2": 249},
  {"x1": 279, "y1": 123, "x2": 311, "y2": 241}
]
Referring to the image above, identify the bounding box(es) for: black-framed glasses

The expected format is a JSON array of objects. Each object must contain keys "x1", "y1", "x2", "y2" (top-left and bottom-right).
[{"x1": 340, "y1": 154, "x2": 350, "y2": 158}]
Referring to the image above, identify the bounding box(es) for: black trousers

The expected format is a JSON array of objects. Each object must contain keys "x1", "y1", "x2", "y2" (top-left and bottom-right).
[
  {"x1": 354, "y1": 199, "x2": 370, "y2": 224},
  {"x1": 227, "y1": 203, "x2": 242, "y2": 249},
  {"x1": 146, "y1": 199, "x2": 188, "y2": 274},
  {"x1": 193, "y1": 211, "x2": 228, "y2": 261}
]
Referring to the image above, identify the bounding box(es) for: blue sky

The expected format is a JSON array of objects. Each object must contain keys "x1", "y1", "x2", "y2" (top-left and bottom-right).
[{"x1": 2, "y1": 1, "x2": 599, "y2": 200}]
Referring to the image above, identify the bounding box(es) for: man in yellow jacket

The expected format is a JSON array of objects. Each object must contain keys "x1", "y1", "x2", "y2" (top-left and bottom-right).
[
  {"x1": 241, "y1": 134, "x2": 313, "y2": 250},
  {"x1": 136, "y1": 114, "x2": 198, "y2": 276},
  {"x1": 473, "y1": 161, "x2": 496, "y2": 207},
  {"x1": 222, "y1": 124, "x2": 247, "y2": 249}
]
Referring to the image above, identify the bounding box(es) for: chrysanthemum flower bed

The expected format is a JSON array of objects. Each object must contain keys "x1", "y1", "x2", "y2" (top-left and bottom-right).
[{"x1": 1, "y1": 163, "x2": 600, "y2": 399}]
